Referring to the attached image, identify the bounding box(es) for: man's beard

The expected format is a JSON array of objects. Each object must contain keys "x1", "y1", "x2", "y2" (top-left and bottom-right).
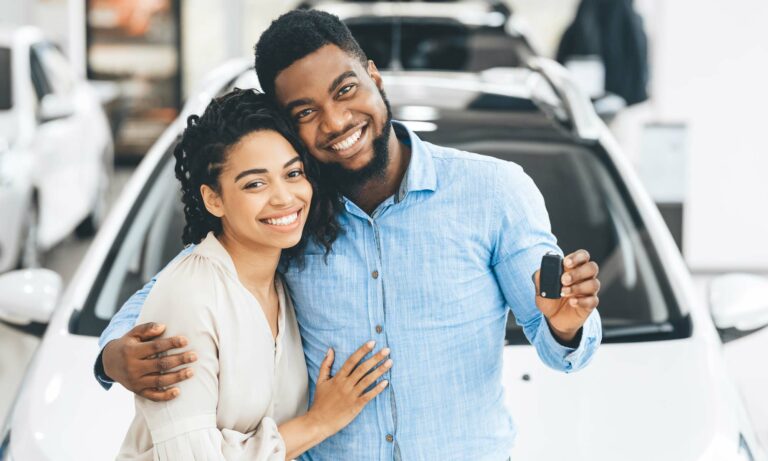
[{"x1": 318, "y1": 90, "x2": 394, "y2": 195}]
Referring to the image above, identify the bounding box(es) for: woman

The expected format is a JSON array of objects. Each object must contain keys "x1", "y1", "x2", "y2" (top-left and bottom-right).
[{"x1": 117, "y1": 89, "x2": 392, "y2": 460}]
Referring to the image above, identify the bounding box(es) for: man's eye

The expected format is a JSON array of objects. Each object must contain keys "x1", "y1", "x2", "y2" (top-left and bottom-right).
[
  {"x1": 338, "y1": 84, "x2": 355, "y2": 96},
  {"x1": 295, "y1": 108, "x2": 313, "y2": 120}
]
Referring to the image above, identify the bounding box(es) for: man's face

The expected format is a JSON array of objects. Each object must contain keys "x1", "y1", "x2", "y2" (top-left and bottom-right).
[{"x1": 274, "y1": 44, "x2": 390, "y2": 174}]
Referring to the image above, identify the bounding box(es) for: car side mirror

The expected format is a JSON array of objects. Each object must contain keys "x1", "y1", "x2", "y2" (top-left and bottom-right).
[
  {"x1": 0, "y1": 269, "x2": 62, "y2": 329},
  {"x1": 709, "y1": 273, "x2": 768, "y2": 337},
  {"x1": 38, "y1": 93, "x2": 75, "y2": 123}
]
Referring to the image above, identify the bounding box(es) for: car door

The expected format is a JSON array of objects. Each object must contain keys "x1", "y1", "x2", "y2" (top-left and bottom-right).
[{"x1": 28, "y1": 41, "x2": 93, "y2": 248}]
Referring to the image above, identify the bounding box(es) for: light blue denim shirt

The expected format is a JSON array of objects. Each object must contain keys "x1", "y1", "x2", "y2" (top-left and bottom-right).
[{"x1": 97, "y1": 121, "x2": 601, "y2": 461}]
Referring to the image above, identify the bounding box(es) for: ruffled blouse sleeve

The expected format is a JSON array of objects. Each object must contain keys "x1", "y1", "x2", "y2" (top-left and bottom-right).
[{"x1": 130, "y1": 254, "x2": 286, "y2": 461}]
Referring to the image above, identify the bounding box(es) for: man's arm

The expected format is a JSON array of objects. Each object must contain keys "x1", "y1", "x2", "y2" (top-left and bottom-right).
[
  {"x1": 490, "y1": 162, "x2": 601, "y2": 373},
  {"x1": 94, "y1": 245, "x2": 198, "y2": 400}
]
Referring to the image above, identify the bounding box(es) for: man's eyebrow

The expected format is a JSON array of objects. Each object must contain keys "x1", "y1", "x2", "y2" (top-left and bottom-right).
[
  {"x1": 328, "y1": 70, "x2": 357, "y2": 95},
  {"x1": 233, "y1": 157, "x2": 301, "y2": 182},
  {"x1": 284, "y1": 98, "x2": 314, "y2": 114}
]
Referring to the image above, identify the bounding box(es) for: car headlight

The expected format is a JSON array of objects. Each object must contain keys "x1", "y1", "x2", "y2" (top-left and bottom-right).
[{"x1": 737, "y1": 434, "x2": 756, "y2": 461}]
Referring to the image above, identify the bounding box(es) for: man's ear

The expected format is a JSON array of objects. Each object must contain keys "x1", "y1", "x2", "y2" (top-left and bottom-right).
[
  {"x1": 367, "y1": 59, "x2": 383, "y2": 90},
  {"x1": 201, "y1": 184, "x2": 224, "y2": 218}
]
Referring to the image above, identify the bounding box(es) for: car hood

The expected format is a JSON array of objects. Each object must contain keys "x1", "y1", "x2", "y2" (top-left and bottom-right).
[
  {"x1": 503, "y1": 337, "x2": 747, "y2": 460},
  {"x1": 9, "y1": 330, "x2": 747, "y2": 460}
]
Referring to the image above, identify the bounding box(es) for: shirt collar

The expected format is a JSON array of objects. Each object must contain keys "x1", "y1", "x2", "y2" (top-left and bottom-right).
[{"x1": 392, "y1": 120, "x2": 437, "y2": 203}]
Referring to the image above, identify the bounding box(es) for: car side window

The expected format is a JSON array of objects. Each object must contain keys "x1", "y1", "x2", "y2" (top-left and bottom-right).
[
  {"x1": 29, "y1": 42, "x2": 75, "y2": 101},
  {"x1": 0, "y1": 47, "x2": 12, "y2": 110}
]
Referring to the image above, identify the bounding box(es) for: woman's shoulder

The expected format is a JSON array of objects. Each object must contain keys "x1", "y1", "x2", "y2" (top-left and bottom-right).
[{"x1": 142, "y1": 234, "x2": 234, "y2": 319}]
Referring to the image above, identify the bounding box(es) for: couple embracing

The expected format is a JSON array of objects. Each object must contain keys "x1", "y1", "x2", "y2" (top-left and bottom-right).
[{"x1": 96, "y1": 9, "x2": 603, "y2": 461}]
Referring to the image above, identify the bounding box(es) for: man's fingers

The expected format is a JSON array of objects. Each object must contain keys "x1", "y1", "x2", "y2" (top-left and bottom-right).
[
  {"x1": 142, "y1": 351, "x2": 197, "y2": 374},
  {"x1": 139, "y1": 387, "x2": 181, "y2": 402},
  {"x1": 140, "y1": 368, "x2": 195, "y2": 390},
  {"x1": 131, "y1": 322, "x2": 166, "y2": 341},
  {"x1": 564, "y1": 249, "x2": 591, "y2": 268},
  {"x1": 561, "y1": 278, "x2": 601, "y2": 297},
  {"x1": 317, "y1": 348, "x2": 335, "y2": 383},
  {"x1": 566, "y1": 295, "x2": 599, "y2": 309},
  {"x1": 338, "y1": 341, "x2": 376, "y2": 377},
  {"x1": 135, "y1": 336, "x2": 189, "y2": 359},
  {"x1": 562, "y1": 261, "x2": 599, "y2": 286}
]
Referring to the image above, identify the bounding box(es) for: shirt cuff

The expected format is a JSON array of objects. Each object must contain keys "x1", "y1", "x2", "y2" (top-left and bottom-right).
[
  {"x1": 539, "y1": 309, "x2": 601, "y2": 373},
  {"x1": 93, "y1": 348, "x2": 114, "y2": 390}
]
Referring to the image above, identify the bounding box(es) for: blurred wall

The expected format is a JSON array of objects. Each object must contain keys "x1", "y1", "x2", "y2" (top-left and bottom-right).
[{"x1": 511, "y1": 0, "x2": 768, "y2": 272}]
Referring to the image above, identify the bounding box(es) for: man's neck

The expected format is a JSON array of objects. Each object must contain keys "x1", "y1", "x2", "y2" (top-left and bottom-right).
[{"x1": 347, "y1": 125, "x2": 411, "y2": 215}]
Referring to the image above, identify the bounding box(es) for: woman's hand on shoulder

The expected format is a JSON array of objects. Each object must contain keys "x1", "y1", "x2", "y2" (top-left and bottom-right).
[{"x1": 306, "y1": 341, "x2": 392, "y2": 438}]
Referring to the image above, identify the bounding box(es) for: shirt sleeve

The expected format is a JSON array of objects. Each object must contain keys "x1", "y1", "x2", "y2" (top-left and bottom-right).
[
  {"x1": 130, "y1": 256, "x2": 286, "y2": 461},
  {"x1": 94, "y1": 245, "x2": 197, "y2": 390},
  {"x1": 490, "y1": 161, "x2": 601, "y2": 373}
]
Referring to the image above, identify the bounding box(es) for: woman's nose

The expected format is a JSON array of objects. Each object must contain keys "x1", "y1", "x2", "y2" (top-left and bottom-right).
[{"x1": 269, "y1": 179, "x2": 295, "y2": 207}]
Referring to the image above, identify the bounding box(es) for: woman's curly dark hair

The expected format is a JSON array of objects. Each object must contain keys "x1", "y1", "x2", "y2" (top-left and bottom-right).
[{"x1": 173, "y1": 88, "x2": 342, "y2": 264}]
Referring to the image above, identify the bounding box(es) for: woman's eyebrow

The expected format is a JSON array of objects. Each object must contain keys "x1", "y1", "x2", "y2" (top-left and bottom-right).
[{"x1": 234, "y1": 157, "x2": 301, "y2": 182}]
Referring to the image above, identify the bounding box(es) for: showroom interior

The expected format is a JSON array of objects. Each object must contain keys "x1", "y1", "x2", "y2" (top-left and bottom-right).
[{"x1": 1, "y1": 0, "x2": 768, "y2": 459}]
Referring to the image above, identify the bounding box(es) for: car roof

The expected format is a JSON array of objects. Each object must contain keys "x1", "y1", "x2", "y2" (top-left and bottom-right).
[{"x1": 311, "y1": 1, "x2": 508, "y2": 27}]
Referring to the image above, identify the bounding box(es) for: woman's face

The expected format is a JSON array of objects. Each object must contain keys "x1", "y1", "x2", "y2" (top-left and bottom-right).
[{"x1": 201, "y1": 129, "x2": 313, "y2": 251}]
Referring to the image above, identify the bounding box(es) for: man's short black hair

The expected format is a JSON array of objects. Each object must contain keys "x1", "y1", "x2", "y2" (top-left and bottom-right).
[{"x1": 254, "y1": 9, "x2": 368, "y2": 98}]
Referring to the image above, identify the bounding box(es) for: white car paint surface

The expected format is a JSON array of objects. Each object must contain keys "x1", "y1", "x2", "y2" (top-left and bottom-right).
[{"x1": 0, "y1": 26, "x2": 112, "y2": 272}]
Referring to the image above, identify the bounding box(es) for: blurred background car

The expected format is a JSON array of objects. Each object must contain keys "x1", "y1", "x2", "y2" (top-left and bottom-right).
[
  {"x1": 0, "y1": 26, "x2": 113, "y2": 273},
  {"x1": 0, "y1": 57, "x2": 766, "y2": 461}
]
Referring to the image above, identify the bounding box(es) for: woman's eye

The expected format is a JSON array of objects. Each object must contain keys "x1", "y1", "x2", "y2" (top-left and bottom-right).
[
  {"x1": 245, "y1": 181, "x2": 265, "y2": 189},
  {"x1": 287, "y1": 169, "x2": 305, "y2": 178}
]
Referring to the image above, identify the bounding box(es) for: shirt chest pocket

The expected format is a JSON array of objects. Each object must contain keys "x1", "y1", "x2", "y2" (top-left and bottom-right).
[{"x1": 283, "y1": 254, "x2": 368, "y2": 332}]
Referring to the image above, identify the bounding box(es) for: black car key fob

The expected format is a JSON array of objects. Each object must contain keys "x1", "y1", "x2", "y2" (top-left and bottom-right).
[{"x1": 539, "y1": 253, "x2": 563, "y2": 299}]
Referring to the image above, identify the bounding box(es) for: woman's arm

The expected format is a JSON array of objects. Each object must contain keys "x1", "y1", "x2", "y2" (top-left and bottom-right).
[{"x1": 278, "y1": 344, "x2": 392, "y2": 459}]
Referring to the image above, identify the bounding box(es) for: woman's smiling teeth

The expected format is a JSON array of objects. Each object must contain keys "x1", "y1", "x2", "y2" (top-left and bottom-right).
[
  {"x1": 262, "y1": 211, "x2": 299, "y2": 226},
  {"x1": 331, "y1": 126, "x2": 363, "y2": 151}
]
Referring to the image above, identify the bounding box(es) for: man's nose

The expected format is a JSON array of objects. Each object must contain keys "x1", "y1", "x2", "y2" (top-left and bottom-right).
[{"x1": 320, "y1": 103, "x2": 351, "y2": 136}]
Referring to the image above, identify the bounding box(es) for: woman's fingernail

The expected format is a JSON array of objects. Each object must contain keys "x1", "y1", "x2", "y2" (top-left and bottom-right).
[
  {"x1": 384, "y1": 359, "x2": 393, "y2": 367},
  {"x1": 366, "y1": 340, "x2": 376, "y2": 348},
  {"x1": 380, "y1": 380, "x2": 389, "y2": 387},
  {"x1": 565, "y1": 258, "x2": 573, "y2": 267},
  {"x1": 382, "y1": 348, "x2": 391, "y2": 356},
  {"x1": 570, "y1": 298, "x2": 578, "y2": 307}
]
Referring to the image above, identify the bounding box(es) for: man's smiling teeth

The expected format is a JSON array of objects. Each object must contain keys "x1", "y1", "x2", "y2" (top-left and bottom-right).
[
  {"x1": 331, "y1": 127, "x2": 363, "y2": 151},
  {"x1": 263, "y1": 211, "x2": 299, "y2": 226}
]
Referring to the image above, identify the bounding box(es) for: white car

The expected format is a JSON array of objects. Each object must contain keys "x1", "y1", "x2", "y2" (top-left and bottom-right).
[
  {"x1": 0, "y1": 26, "x2": 113, "y2": 272},
  {"x1": 1, "y1": 58, "x2": 767, "y2": 460}
]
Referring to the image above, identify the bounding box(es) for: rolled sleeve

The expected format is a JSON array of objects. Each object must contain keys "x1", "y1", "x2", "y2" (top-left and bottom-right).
[
  {"x1": 491, "y1": 161, "x2": 601, "y2": 372},
  {"x1": 534, "y1": 309, "x2": 602, "y2": 372}
]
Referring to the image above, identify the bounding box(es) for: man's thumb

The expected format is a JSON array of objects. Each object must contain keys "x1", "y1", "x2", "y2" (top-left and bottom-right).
[{"x1": 134, "y1": 322, "x2": 165, "y2": 340}]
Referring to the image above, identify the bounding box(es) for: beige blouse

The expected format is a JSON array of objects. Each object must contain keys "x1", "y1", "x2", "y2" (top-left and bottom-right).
[{"x1": 117, "y1": 233, "x2": 309, "y2": 460}]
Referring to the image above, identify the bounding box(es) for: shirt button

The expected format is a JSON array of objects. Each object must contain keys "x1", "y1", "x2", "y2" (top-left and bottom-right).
[
  {"x1": 385, "y1": 434, "x2": 394, "y2": 443},
  {"x1": 375, "y1": 325, "x2": 383, "y2": 334},
  {"x1": 372, "y1": 270, "x2": 379, "y2": 279}
]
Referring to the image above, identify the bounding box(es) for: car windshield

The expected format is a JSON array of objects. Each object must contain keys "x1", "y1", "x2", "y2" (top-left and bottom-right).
[
  {"x1": 74, "y1": 98, "x2": 687, "y2": 344},
  {"x1": 346, "y1": 18, "x2": 529, "y2": 71},
  {"x1": 0, "y1": 47, "x2": 11, "y2": 110}
]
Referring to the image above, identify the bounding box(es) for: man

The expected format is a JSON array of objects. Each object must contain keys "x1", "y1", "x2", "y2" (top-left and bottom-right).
[{"x1": 96, "y1": 9, "x2": 602, "y2": 460}]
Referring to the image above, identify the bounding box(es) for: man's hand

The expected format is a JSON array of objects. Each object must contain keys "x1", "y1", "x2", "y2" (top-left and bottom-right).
[
  {"x1": 534, "y1": 249, "x2": 600, "y2": 343},
  {"x1": 102, "y1": 322, "x2": 197, "y2": 401}
]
